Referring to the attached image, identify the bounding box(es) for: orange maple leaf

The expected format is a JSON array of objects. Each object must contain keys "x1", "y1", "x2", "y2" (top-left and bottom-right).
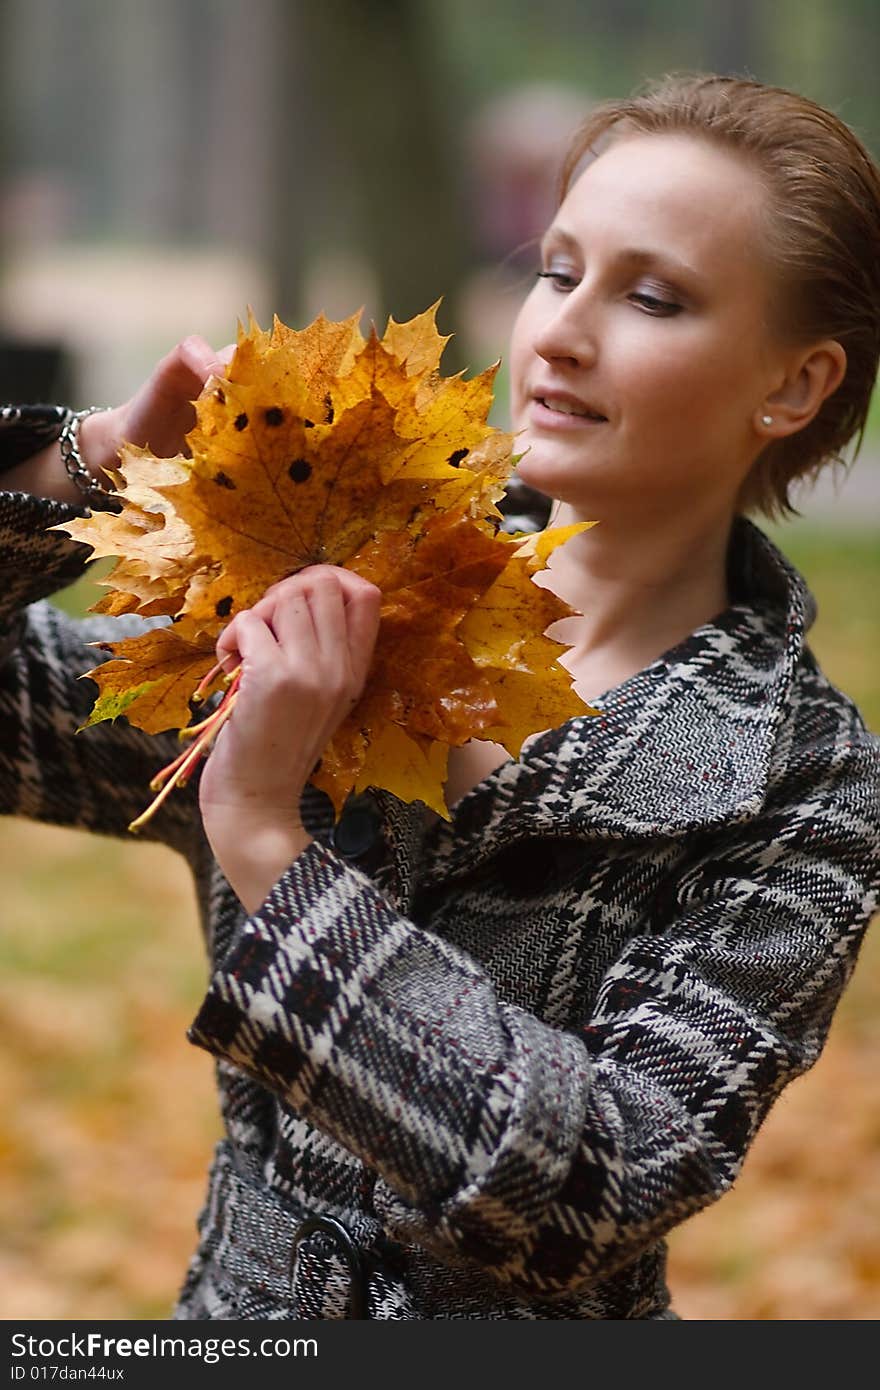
[{"x1": 56, "y1": 305, "x2": 596, "y2": 823}]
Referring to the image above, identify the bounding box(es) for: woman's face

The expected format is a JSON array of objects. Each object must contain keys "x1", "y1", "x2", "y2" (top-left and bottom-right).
[{"x1": 509, "y1": 132, "x2": 785, "y2": 518}]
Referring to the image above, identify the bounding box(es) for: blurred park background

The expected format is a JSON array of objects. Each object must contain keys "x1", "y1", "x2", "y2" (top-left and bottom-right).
[{"x1": 1, "y1": 0, "x2": 878, "y2": 1320}]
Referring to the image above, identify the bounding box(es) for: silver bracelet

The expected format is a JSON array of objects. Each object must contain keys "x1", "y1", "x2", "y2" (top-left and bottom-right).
[{"x1": 58, "y1": 406, "x2": 111, "y2": 501}]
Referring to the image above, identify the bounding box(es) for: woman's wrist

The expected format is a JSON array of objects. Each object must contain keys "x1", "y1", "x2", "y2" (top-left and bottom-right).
[
  {"x1": 204, "y1": 808, "x2": 314, "y2": 916},
  {"x1": 77, "y1": 406, "x2": 129, "y2": 483},
  {"x1": 63, "y1": 408, "x2": 117, "y2": 500},
  {"x1": 0, "y1": 405, "x2": 119, "y2": 505}
]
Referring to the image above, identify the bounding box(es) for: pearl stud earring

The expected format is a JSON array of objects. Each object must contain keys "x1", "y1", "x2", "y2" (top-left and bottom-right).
[{"x1": 761, "y1": 415, "x2": 773, "y2": 426}]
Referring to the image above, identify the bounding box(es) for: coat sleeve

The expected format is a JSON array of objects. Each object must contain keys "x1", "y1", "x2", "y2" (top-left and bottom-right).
[
  {"x1": 0, "y1": 487, "x2": 201, "y2": 854},
  {"x1": 0, "y1": 404, "x2": 66, "y2": 474},
  {"x1": 187, "y1": 711, "x2": 880, "y2": 1298}
]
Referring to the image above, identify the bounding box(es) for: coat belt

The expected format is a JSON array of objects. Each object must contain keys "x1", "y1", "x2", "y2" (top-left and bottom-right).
[{"x1": 194, "y1": 1140, "x2": 387, "y2": 1317}]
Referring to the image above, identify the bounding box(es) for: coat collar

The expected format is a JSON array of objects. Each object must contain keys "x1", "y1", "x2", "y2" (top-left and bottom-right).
[{"x1": 417, "y1": 518, "x2": 816, "y2": 884}]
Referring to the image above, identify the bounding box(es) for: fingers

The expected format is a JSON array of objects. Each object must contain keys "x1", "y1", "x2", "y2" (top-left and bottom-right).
[
  {"x1": 243, "y1": 566, "x2": 379, "y2": 633},
  {"x1": 214, "y1": 603, "x2": 301, "y2": 672},
  {"x1": 274, "y1": 569, "x2": 345, "y2": 656},
  {"x1": 226, "y1": 608, "x2": 279, "y2": 669},
  {"x1": 344, "y1": 582, "x2": 382, "y2": 688},
  {"x1": 203, "y1": 568, "x2": 381, "y2": 841},
  {"x1": 214, "y1": 621, "x2": 239, "y2": 671},
  {"x1": 257, "y1": 565, "x2": 378, "y2": 613},
  {"x1": 160, "y1": 336, "x2": 228, "y2": 402},
  {"x1": 213, "y1": 566, "x2": 381, "y2": 689},
  {"x1": 119, "y1": 335, "x2": 229, "y2": 458}
]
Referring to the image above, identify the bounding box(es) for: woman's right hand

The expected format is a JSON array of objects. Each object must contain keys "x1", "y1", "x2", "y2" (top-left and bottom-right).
[{"x1": 199, "y1": 565, "x2": 383, "y2": 914}]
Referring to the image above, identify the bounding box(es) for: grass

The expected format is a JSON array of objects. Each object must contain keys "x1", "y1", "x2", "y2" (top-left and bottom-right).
[
  {"x1": 2, "y1": 522, "x2": 878, "y2": 1318},
  {"x1": 765, "y1": 523, "x2": 880, "y2": 730},
  {"x1": 864, "y1": 388, "x2": 880, "y2": 448}
]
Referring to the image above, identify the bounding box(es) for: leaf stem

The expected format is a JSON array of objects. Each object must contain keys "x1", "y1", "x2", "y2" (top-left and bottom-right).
[
  {"x1": 129, "y1": 677, "x2": 241, "y2": 833},
  {"x1": 179, "y1": 666, "x2": 242, "y2": 740},
  {"x1": 190, "y1": 659, "x2": 238, "y2": 706}
]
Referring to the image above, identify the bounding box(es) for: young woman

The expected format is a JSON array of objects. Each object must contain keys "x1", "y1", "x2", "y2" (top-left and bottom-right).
[{"x1": 2, "y1": 74, "x2": 879, "y2": 1320}]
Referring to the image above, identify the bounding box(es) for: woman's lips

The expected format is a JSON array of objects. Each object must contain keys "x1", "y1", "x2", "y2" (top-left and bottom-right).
[{"x1": 529, "y1": 396, "x2": 608, "y2": 428}]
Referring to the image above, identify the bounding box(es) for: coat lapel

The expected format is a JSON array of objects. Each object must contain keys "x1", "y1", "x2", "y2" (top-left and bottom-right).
[{"x1": 415, "y1": 520, "x2": 815, "y2": 885}]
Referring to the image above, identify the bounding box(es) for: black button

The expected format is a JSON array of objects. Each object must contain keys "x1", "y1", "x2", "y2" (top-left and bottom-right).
[
  {"x1": 493, "y1": 840, "x2": 561, "y2": 897},
  {"x1": 333, "y1": 793, "x2": 384, "y2": 861}
]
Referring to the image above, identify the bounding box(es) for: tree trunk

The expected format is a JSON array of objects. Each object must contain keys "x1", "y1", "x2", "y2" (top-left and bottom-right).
[{"x1": 290, "y1": 0, "x2": 472, "y2": 367}]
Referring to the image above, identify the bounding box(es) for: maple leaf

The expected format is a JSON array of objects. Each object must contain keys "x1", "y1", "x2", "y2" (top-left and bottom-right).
[
  {"x1": 61, "y1": 450, "x2": 194, "y2": 578},
  {"x1": 458, "y1": 524, "x2": 597, "y2": 755},
  {"x1": 58, "y1": 449, "x2": 202, "y2": 630},
  {"x1": 82, "y1": 626, "x2": 217, "y2": 735},
  {"x1": 56, "y1": 306, "x2": 596, "y2": 824}
]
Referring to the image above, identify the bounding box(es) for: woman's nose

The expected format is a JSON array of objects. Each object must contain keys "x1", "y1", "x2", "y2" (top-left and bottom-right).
[{"x1": 533, "y1": 292, "x2": 598, "y2": 368}]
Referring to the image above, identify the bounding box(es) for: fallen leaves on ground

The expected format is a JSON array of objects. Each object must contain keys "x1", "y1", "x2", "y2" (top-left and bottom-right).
[{"x1": 3, "y1": 821, "x2": 877, "y2": 1319}]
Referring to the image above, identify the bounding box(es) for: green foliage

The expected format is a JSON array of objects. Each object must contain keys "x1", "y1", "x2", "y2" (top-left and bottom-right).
[
  {"x1": 768, "y1": 524, "x2": 880, "y2": 730},
  {"x1": 432, "y1": 0, "x2": 880, "y2": 155},
  {"x1": 50, "y1": 558, "x2": 113, "y2": 618},
  {"x1": 863, "y1": 385, "x2": 880, "y2": 447}
]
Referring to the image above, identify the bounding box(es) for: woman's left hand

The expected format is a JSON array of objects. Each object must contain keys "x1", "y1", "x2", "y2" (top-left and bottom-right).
[
  {"x1": 84, "y1": 336, "x2": 234, "y2": 476},
  {"x1": 198, "y1": 565, "x2": 382, "y2": 913}
]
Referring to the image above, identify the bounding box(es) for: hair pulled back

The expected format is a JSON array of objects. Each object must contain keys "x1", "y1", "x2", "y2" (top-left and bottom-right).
[{"x1": 560, "y1": 74, "x2": 880, "y2": 517}]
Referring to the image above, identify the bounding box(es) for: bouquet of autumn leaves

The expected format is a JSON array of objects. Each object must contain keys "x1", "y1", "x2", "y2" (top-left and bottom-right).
[{"x1": 58, "y1": 305, "x2": 594, "y2": 828}]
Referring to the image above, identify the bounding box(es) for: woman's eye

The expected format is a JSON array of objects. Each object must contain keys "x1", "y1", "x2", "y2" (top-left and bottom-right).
[
  {"x1": 629, "y1": 291, "x2": 683, "y2": 317},
  {"x1": 536, "y1": 269, "x2": 579, "y2": 292}
]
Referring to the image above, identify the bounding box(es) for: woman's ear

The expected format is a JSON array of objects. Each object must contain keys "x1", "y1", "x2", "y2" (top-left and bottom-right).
[{"x1": 756, "y1": 339, "x2": 847, "y2": 439}]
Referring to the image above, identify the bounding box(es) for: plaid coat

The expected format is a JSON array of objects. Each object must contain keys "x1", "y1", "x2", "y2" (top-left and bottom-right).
[{"x1": 1, "y1": 468, "x2": 878, "y2": 1319}]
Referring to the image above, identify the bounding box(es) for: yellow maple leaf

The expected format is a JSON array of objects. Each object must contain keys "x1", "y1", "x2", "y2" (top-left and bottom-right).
[
  {"x1": 60, "y1": 450, "x2": 193, "y2": 575},
  {"x1": 57, "y1": 449, "x2": 201, "y2": 628},
  {"x1": 83, "y1": 626, "x2": 217, "y2": 735},
  {"x1": 56, "y1": 306, "x2": 596, "y2": 823},
  {"x1": 458, "y1": 524, "x2": 599, "y2": 756}
]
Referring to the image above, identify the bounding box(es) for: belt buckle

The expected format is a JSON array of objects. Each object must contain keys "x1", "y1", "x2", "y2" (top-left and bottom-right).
[{"x1": 291, "y1": 1214, "x2": 370, "y2": 1319}]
